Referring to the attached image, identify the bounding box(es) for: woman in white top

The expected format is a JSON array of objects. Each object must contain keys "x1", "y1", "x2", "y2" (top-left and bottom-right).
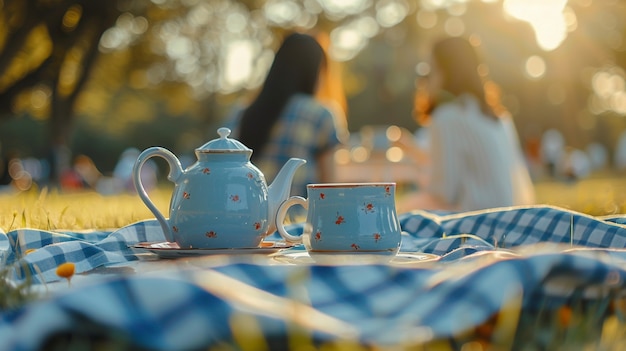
[{"x1": 397, "y1": 37, "x2": 535, "y2": 212}]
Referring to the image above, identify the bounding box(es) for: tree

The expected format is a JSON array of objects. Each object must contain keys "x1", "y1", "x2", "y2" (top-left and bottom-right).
[
  {"x1": 4, "y1": 0, "x2": 621, "y2": 187},
  {"x1": 0, "y1": 0, "x2": 121, "y2": 182}
]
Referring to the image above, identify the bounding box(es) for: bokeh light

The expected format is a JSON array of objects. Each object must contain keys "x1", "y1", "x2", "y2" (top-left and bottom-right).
[
  {"x1": 503, "y1": 0, "x2": 568, "y2": 51},
  {"x1": 386, "y1": 146, "x2": 404, "y2": 162},
  {"x1": 590, "y1": 66, "x2": 626, "y2": 116},
  {"x1": 385, "y1": 125, "x2": 402, "y2": 142},
  {"x1": 524, "y1": 55, "x2": 546, "y2": 79},
  {"x1": 334, "y1": 148, "x2": 352, "y2": 165},
  {"x1": 330, "y1": 26, "x2": 367, "y2": 61},
  {"x1": 444, "y1": 17, "x2": 465, "y2": 36},
  {"x1": 62, "y1": 5, "x2": 82, "y2": 32},
  {"x1": 222, "y1": 40, "x2": 256, "y2": 93},
  {"x1": 416, "y1": 9, "x2": 437, "y2": 29},
  {"x1": 415, "y1": 62, "x2": 430, "y2": 76},
  {"x1": 376, "y1": 0, "x2": 409, "y2": 28},
  {"x1": 5, "y1": 0, "x2": 626, "y2": 190},
  {"x1": 351, "y1": 146, "x2": 370, "y2": 163},
  {"x1": 318, "y1": 0, "x2": 370, "y2": 17}
]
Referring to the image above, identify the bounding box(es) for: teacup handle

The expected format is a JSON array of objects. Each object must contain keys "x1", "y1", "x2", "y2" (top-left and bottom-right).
[
  {"x1": 132, "y1": 147, "x2": 183, "y2": 242},
  {"x1": 275, "y1": 196, "x2": 308, "y2": 243}
]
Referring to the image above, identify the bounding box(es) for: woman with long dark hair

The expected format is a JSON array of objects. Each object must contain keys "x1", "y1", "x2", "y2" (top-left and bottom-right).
[
  {"x1": 398, "y1": 36, "x2": 535, "y2": 212},
  {"x1": 227, "y1": 32, "x2": 347, "y2": 197}
]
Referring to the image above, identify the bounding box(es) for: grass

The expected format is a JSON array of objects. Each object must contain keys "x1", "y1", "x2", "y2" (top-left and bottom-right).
[
  {"x1": 2, "y1": 175, "x2": 626, "y2": 349},
  {"x1": 1, "y1": 174, "x2": 626, "y2": 232},
  {"x1": 532, "y1": 174, "x2": 626, "y2": 216},
  {"x1": 0, "y1": 185, "x2": 172, "y2": 233}
]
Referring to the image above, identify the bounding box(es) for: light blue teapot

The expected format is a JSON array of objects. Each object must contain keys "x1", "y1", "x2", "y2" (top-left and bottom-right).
[{"x1": 133, "y1": 127, "x2": 305, "y2": 249}]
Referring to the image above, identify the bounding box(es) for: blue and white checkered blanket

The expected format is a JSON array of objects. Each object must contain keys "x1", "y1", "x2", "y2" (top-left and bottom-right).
[{"x1": 1, "y1": 205, "x2": 626, "y2": 350}]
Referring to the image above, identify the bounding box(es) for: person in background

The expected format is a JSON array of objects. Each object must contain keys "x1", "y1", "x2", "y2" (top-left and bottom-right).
[
  {"x1": 112, "y1": 148, "x2": 156, "y2": 194},
  {"x1": 396, "y1": 36, "x2": 535, "y2": 212},
  {"x1": 73, "y1": 154, "x2": 102, "y2": 189},
  {"x1": 225, "y1": 32, "x2": 348, "y2": 197}
]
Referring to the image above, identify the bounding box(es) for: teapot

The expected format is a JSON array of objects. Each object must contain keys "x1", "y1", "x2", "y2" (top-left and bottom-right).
[{"x1": 132, "y1": 127, "x2": 306, "y2": 249}]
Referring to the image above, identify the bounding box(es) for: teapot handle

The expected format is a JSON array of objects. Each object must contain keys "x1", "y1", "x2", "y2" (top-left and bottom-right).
[
  {"x1": 132, "y1": 147, "x2": 183, "y2": 242},
  {"x1": 275, "y1": 196, "x2": 308, "y2": 243}
]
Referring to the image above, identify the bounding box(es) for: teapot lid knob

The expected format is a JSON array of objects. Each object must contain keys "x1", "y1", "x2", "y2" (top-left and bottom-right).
[
  {"x1": 196, "y1": 126, "x2": 252, "y2": 154},
  {"x1": 217, "y1": 127, "x2": 231, "y2": 139}
]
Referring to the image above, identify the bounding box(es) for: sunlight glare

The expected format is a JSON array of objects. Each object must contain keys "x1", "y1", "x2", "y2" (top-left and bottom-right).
[
  {"x1": 223, "y1": 40, "x2": 255, "y2": 92},
  {"x1": 503, "y1": 0, "x2": 568, "y2": 51}
]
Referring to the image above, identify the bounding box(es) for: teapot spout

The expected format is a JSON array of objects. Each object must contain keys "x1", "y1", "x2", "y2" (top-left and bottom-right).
[{"x1": 267, "y1": 158, "x2": 306, "y2": 233}]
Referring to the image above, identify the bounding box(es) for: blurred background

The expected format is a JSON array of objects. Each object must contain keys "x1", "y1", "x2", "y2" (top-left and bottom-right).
[{"x1": 1, "y1": 0, "x2": 626, "y2": 206}]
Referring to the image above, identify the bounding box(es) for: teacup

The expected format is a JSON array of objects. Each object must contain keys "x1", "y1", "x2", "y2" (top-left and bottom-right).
[{"x1": 275, "y1": 183, "x2": 401, "y2": 254}]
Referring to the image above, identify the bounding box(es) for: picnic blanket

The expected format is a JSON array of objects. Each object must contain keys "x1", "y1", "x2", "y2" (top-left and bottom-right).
[{"x1": 1, "y1": 205, "x2": 626, "y2": 350}]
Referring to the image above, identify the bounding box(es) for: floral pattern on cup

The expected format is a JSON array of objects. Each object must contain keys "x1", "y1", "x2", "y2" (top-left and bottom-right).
[{"x1": 276, "y1": 182, "x2": 401, "y2": 254}]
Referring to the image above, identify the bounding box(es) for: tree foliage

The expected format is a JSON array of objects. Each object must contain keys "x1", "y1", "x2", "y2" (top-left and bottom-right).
[
  {"x1": 0, "y1": 0, "x2": 121, "y2": 141},
  {"x1": 0, "y1": 0, "x2": 123, "y2": 180},
  {"x1": 2, "y1": 0, "x2": 626, "y2": 181}
]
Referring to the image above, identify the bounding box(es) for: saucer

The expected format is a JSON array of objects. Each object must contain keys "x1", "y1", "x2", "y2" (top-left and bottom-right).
[
  {"x1": 131, "y1": 241, "x2": 293, "y2": 259},
  {"x1": 271, "y1": 250, "x2": 440, "y2": 266}
]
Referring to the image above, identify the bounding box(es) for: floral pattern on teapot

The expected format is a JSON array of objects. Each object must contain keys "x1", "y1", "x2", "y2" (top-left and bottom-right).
[{"x1": 133, "y1": 127, "x2": 305, "y2": 249}]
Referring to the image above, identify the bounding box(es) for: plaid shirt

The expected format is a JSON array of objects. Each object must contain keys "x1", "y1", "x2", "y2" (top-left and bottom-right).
[{"x1": 227, "y1": 94, "x2": 342, "y2": 196}]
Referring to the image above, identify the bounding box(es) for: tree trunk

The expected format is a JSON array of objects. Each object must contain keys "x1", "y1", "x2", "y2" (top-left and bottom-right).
[{"x1": 43, "y1": 1, "x2": 120, "y2": 185}]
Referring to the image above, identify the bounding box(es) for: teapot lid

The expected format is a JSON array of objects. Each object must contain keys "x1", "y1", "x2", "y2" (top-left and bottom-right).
[{"x1": 197, "y1": 127, "x2": 251, "y2": 153}]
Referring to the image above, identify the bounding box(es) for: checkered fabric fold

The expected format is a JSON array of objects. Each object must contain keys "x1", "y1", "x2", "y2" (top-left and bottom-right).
[{"x1": 1, "y1": 205, "x2": 626, "y2": 350}]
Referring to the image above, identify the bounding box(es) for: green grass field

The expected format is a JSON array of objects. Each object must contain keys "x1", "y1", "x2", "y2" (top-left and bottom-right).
[
  {"x1": 533, "y1": 175, "x2": 626, "y2": 217},
  {"x1": 2, "y1": 175, "x2": 626, "y2": 232},
  {"x1": 0, "y1": 186, "x2": 171, "y2": 232}
]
